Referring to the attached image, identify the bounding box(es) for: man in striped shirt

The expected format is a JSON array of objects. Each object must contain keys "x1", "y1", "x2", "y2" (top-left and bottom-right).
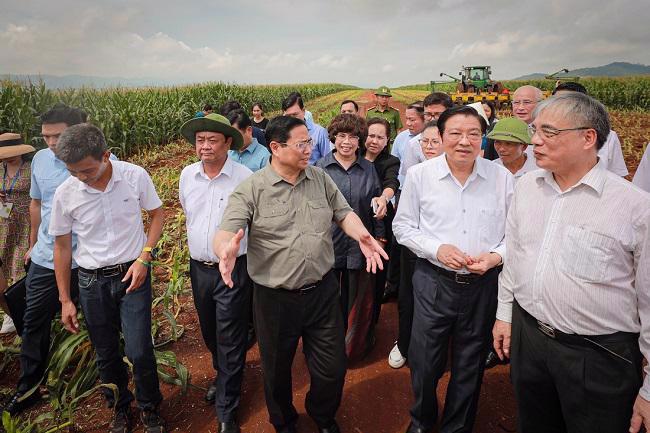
[{"x1": 493, "y1": 92, "x2": 650, "y2": 433}]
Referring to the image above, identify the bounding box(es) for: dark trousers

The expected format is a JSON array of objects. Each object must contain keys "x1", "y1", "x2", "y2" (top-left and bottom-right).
[
  {"x1": 336, "y1": 268, "x2": 376, "y2": 362},
  {"x1": 409, "y1": 259, "x2": 498, "y2": 433},
  {"x1": 254, "y1": 270, "x2": 346, "y2": 430},
  {"x1": 397, "y1": 247, "x2": 417, "y2": 357},
  {"x1": 78, "y1": 267, "x2": 162, "y2": 411},
  {"x1": 511, "y1": 301, "x2": 643, "y2": 433},
  {"x1": 18, "y1": 263, "x2": 78, "y2": 393},
  {"x1": 189, "y1": 257, "x2": 251, "y2": 422}
]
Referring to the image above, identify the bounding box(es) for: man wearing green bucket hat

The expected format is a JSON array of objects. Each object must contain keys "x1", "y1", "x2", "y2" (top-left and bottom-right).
[
  {"x1": 487, "y1": 117, "x2": 538, "y2": 180},
  {"x1": 366, "y1": 86, "x2": 402, "y2": 143},
  {"x1": 179, "y1": 113, "x2": 252, "y2": 433}
]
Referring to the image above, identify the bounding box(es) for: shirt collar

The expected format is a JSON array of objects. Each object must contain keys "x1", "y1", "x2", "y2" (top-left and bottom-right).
[
  {"x1": 80, "y1": 160, "x2": 120, "y2": 193},
  {"x1": 535, "y1": 158, "x2": 606, "y2": 196},
  {"x1": 437, "y1": 155, "x2": 486, "y2": 180},
  {"x1": 241, "y1": 138, "x2": 260, "y2": 155},
  {"x1": 321, "y1": 152, "x2": 365, "y2": 170},
  {"x1": 262, "y1": 163, "x2": 311, "y2": 186},
  {"x1": 196, "y1": 157, "x2": 234, "y2": 180}
]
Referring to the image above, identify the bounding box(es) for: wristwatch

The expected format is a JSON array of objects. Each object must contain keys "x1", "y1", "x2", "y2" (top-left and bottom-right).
[{"x1": 142, "y1": 246, "x2": 160, "y2": 259}]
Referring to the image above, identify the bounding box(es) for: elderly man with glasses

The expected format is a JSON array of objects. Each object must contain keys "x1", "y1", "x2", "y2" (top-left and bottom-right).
[
  {"x1": 213, "y1": 116, "x2": 388, "y2": 433},
  {"x1": 493, "y1": 92, "x2": 650, "y2": 433}
]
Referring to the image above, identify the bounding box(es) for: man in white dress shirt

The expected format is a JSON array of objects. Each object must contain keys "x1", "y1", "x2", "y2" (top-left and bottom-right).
[
  {"x1": 178, "y1": 113, "x2": 252, "y2": 433},
  {"x1": 394, "y1": 106, "x2": 514, "y2": 433},
  {"x1": 493, "y1": 92, "x2": 650, "y2": 433},
  {"x1": 50, "y1": 124, "x2": 167, "y2": 433}
]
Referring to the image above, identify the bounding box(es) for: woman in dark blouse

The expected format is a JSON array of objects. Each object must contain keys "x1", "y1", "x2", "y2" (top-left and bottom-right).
[
  {"x1": 250, "y1": 102, "x2": 269, "y2": 130},
  {"x1": 362, "y1": 117, "x2": 400, "y2": 328},
  {"x1": 316, "y1": 114, "x2": 385, "y2": 363}
]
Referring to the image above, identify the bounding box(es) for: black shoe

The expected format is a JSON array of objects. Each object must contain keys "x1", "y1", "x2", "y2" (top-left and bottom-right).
[
  {"x1": 205, "y1": 382, "x2": 218, "y2": 403},
  {"x1": 141, "y1": 409, "x2": 167, "y2": 433},
  {"x1": 319, "y1": 421, "x2": 341, "y2": 433},
  {"x1": 405, "y1": 422, "x2": 430, "y2": 433},
  {"x1": 218, "y1": 420, "x2": 240, "y2": 433},
  {"x1": 109, "y1": 407, "x2": 132, "y2": 433},
  {"x1": 1, "y1": 390, "x2": 42, "y2": 416},
  {"x1": 275, "y1": 422, "x2": 297, "y2": 433},
  {"x1": 485, "y1": 350, "x2": 509, "y2": 369}
]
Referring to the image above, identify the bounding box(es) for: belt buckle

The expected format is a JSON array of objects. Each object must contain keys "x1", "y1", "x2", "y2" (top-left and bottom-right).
[
  {"x1": 537, "y1": 320, "x2": 556, "y2": 338},
  {"x1": 454, "y1": 273, "x2": 471, "y2": 285},
  {"x1": 202, "y1": 261, "x2": 217, "y2": 268},
  {"x1": 300, "y1": 284, "x2": 317, "y2": 294},
  {"x1": 103, "y1": 265, "x2": 122, "y2": 278}
]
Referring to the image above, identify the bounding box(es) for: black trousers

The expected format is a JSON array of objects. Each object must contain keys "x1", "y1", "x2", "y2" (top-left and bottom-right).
[
  {"x1": 511, "y1": 301, "x2": 643, "y2": 433},
  {"x1": 397, "y1": 247, "x2": 417, "y2": 357},
  {"x1": 18, "y1": 263, "x2": 78, "y2": 393},
  {"x1": 409, "y1": 259, "x2": 498, "y2": 433},
  {"x1": 254, "y1": 270, "x2": 346, "y2": 430},
  {"x1": 189, "y1": 257, "x2": 251, "y2": 422}
]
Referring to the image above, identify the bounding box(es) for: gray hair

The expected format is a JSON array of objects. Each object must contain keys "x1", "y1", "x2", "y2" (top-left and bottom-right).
[
  {"x1": 532, "y1": 92, "x2": 610, "y2": 150},
  {"x1": 55, "y1": 123, "x2": 108, "y2": 163},
  {"x1": 513, "y1": 85, "x2": 543, "y2": 101}
]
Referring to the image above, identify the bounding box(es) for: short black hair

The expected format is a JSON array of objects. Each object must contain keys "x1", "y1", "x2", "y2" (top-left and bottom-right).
[
  {"x1": 220, "y1": 100, "x2": 242, "y2": 116},
  {"x1": 55, "y1": 123, "x2": 107, "y2": 163},
  {"x1": 423, "y1": 92, "x2": 453, "y2": 109},
  {"x1": 226, "y1": 109, "x2": 252, "y2": 130},
  {"x1": 203, "y1": 103, "x2": 213, "y2": 112},
  {"x1": 282, "y1": 92, "x2": 304, "y2": 112},
  {"x1": 340, "y1": 99, "x2": 359, "y2": 112},
  {"x1": 265, "y1": 115, "x2": 306, "y2": 144},
  {"x1": 41, "y1": 103, "x2": 87, "y2": 126},
  {"x1": 437, "y1": 105, "x2": 487, "y2": 135},
  {"x1": 407, "y1": 101, "x2": 425, "y2": 120},
  {"x1": 552, "y1": 82, "x2": 588, "y2": 95}
]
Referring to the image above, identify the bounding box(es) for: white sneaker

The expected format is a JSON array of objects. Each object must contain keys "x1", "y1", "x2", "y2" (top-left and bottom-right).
[
  {"x1": 388, "y1": 342, "x2": 406, "y2": 368},
  {"x1": 0, "y1": 315, "x2": 16, "y2": 334}
]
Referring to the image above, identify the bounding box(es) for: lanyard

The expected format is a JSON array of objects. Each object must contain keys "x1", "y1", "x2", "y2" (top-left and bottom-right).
[{"x1": 2, "y1": 161, "x2": 24, "y2": 196}]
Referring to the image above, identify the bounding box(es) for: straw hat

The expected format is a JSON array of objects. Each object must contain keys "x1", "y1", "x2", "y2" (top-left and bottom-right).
[{"x1": 0, "y1": 133, "x2": 36, "y2": 159}]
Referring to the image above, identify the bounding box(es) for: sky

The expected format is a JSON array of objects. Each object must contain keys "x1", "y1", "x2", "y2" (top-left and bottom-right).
[{"x1": 2, "y1": 0, "x2": 649, "y2": 88}]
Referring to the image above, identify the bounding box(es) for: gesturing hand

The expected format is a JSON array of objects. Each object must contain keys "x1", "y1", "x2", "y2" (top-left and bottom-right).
[
  {"x1": 359, "y1": 233, "x2": 389, "y2": 273},
  {"x1": 219, "y1": 229, "x2": 244, "y2": 288},
  {"x1": 436, "y1": 244, "x2": 470, "y2": 270}
]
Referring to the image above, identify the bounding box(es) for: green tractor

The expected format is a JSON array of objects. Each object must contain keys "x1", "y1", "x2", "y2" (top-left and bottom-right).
[{"x1": 437, "y1": 65, "x2": 505, "y2": 94}]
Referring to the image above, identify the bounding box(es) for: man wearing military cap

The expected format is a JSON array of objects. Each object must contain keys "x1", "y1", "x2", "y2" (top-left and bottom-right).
[
  {"x1": 179, "y1": 113, "x2": 253, "y2": 433},
  {"x1": 366, "y1": 86, "x2": 403, "y2": 143}
]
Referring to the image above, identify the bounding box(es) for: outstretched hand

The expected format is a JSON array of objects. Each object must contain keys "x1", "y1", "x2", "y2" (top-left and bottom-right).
[
  {"x1": 359, "y1": 233, "x2": 389, "y2": 273},
  {"x1": 219, "y1": 229, "x2": 244, "y2": 288}
]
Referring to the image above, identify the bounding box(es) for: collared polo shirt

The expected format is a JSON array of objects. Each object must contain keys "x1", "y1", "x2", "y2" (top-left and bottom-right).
[
  {"x1": 29, "y1": 148, "x2": 117, "y2": 269},
  {"x1": 49, "y1": 161, "x2": 162, "y2": 269},
  {"x1": 179, "y1": 158, "x2": 252, "y2": 262},
  {"x1": 228, "y1": 138, "x2": 270, "y2": 172},
  {"x1": 220, "y1": 164, "x2": 353, "y2": 289}
]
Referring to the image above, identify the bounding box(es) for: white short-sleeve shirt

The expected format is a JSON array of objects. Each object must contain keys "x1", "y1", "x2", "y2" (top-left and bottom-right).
[{"x1": 49, "y1": 160, "x2": 162, "y2": 269}]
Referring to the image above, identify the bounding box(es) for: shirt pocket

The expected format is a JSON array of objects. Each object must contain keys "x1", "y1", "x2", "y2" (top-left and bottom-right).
[
  {"x1": 478, "y1": 207, "x2": 506, "y2": 246},
  {"x1": 308, "y1": 200, "x2": 333, "y2": 233},
  {"x1": 256, "y1": 204, "x2": 291, "y2": 234},
  {"x1": 560, "y1": 225, "x2": 615, "y2": 282}
]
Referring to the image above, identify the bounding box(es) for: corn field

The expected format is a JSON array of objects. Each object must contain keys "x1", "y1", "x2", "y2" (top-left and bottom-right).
[
  {"x1": 401, "y1": 76, "x2": 650, "y2": 110},
  {"x1": 0, "y1": 80, "x2": 354, "y2": 157}
]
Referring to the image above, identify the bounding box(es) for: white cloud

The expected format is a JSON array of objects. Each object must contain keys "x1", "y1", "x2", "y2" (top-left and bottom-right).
[{"x1": 1, "y1": 23, "x2": 34, "y2": 46}]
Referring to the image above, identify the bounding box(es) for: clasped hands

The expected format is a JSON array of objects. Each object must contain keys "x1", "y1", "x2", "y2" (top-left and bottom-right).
[{"x1": 436, "y1": 244, "x2": 501, "y2": 275}]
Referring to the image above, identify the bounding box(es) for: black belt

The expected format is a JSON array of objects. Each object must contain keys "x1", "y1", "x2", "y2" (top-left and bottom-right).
[
  {"x1": 192, "y1": 259, "x2": 219, "y2": 269},
  {"x1": 427, "y1": 261, "x2": 501, "y2": 285},
  {"x1": 517, "y1": 302, "x2": 638, "y2": 365},
  {"x1": 79, "y1": 261, "x2": 134, "y2": 278},
  {"x1": 273, "y1": 270, "x2": 333, "y2": 295}
]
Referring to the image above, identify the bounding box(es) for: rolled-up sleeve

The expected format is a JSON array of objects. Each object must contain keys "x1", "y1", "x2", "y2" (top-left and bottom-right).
[{"x1": 219, "y1": 178, "x2": 255, "y2": 233}]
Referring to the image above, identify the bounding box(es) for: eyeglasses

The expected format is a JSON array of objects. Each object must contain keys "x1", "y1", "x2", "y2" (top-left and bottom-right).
[
  {"x1": 512, "y1": 100, "x2": 538, "y2": 107},
  {"x1": 418, "y1": 138, "x2": 441, "y2": 148},
  {"x1": 335, "y1": 133, "x2": 359, "y2": 143},
  {"x1": 444, "y1": 131, "x2": 483, "y2": 142},
  {"x1": 367, "y1": 134, "x2": 387, "y2": 141},
  {"x1": 527, "y1": 124, "x2": 592, "y2": 139},
  {"x1": 278, "y1": 138, "x2": 314, "y2": 151}
]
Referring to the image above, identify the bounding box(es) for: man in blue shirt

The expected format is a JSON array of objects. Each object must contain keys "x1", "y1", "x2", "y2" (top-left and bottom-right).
[
  {"x1": 2, "y1": 105, "x2": 86, "y2": 415},
  {"x1": 226, "y1": 109, "x2": 270, "y2": 172},
  {"x1": 282, "y1": 92, "x2": 331, "y2": 164}
]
